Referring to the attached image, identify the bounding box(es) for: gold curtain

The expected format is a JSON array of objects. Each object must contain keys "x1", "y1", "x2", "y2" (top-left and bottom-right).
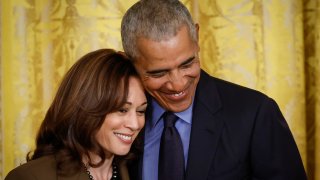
[{"x1": 0, "y1": 0, "x2": 319, "y2": 179}]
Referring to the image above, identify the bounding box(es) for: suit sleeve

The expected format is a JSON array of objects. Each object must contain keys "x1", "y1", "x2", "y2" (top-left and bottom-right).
[{"x1": 250, "y1": 97, "x2": 307, "y2": 179}]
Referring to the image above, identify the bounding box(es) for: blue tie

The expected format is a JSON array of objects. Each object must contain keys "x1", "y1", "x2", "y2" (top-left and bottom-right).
[{"x1": 158, "y1": 112, "x2": 185, "y2": 180}]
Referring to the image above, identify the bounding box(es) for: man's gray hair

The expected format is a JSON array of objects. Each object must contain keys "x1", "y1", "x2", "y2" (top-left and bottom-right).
[{"x1": 121, "y1": 0, "x2": 197, "y2": 60}]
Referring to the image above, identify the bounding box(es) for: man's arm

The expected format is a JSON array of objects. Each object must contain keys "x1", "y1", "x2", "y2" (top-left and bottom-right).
[{"x1": 250, "y1": 97, "x2": 307, "y2": 179}]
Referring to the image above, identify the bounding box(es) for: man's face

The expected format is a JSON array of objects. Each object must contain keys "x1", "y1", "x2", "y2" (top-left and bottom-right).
[{"x1": 134, "y1": 25, "x2": 200, "y2": 112}]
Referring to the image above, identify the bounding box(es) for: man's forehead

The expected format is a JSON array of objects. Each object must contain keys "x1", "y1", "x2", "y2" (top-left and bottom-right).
[{"x1": 133, "y1": 56, "x2": 164, "y2": 70}]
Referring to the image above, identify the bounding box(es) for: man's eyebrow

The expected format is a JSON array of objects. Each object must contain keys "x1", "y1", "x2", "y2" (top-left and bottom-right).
[{"x1": 146, "y1": 55, "x2": 196, "y2": 74}]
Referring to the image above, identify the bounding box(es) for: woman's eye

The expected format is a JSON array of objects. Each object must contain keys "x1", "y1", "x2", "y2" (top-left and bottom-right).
[
  {"x1": 119, "y1": 108, "x2": 128, "y2": 113},
  {"x1": 137, "y1": 110, "x2": 146, "y2": 115}
]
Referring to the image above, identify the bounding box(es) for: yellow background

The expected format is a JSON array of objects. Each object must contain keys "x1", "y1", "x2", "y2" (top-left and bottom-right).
[{"x1": 1, "y1": 0, "x2": 319, "y2": 179}]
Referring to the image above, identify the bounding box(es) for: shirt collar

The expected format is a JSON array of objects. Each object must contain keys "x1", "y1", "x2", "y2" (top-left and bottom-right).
[{"x1": 149, "y1": 98, "x2": 194, "y2": 128}]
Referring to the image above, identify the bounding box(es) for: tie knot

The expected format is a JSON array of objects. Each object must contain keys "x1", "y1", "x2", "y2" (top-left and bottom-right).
[{"x1": 163, "y1": 112, "x2": 178, "y2": 127}]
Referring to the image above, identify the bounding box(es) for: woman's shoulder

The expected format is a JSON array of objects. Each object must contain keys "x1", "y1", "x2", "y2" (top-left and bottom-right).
[{"x1": 5, "y1": 156, "x2": 57, "y2": 180}]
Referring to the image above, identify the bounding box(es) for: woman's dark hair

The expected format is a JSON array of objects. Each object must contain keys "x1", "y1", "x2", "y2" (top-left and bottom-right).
[{"x1": 27, "y1": 49, "x2": 140, "y2": 175}]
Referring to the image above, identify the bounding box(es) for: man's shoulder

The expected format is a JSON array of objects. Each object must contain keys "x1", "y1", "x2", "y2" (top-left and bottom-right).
[
  {"x1": 5, "y1": 156, "x2": 57, "y2": 180},
  {"x1": 199, "y1": 70, "x2": 268, "y2": 100}
]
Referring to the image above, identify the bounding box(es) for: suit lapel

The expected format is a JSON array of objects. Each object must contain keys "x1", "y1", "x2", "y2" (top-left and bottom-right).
[{"x1": 185, "y1": 70, "x2": 224, "y2": 180}]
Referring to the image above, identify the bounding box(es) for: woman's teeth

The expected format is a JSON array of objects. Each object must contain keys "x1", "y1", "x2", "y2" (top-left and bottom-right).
[{"x1": 114, "y1": 133, "x2": 132, "y2": 141}]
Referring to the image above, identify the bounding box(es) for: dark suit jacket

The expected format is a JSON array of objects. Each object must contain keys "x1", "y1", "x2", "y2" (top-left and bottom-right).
[
  {"x1": 5, "y1": 156, "x2": 88, "y2": 180},
  {"x1": 129, "y1": 70, "x2": 307, "y2": 180}
]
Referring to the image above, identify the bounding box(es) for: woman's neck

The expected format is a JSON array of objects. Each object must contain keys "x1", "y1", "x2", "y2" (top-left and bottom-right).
[{"x1": 83, "y1": 152, "x2": 115, "y2": 180}]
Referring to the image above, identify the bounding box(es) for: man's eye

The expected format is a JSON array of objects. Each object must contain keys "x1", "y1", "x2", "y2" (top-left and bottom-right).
[
  {"x1": 181, "y1": 61, "x2": 194, "y2": 69},
  {"x1": 181, "y1": 64, "x2": 191, "y2": 69},
  {"x1": 148, "y1": 72, "x2": 166, "y2": 78}
]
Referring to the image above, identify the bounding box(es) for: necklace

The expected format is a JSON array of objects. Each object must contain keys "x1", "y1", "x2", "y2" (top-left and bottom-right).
[{"x1": 84, "y1": 163, "x2": 119, "y2": 180}]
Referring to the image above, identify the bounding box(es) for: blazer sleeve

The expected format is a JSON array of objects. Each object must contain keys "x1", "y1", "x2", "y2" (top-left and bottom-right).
[
  {"x1": 5, "y1": 166, "x2": 37, "y2": 180},
  {"x1": 250, "y1": 97, "x2": 307, "y2": 179},
  {"x1": 4, "y1": 156, "x2": 58, "y2": 180}
]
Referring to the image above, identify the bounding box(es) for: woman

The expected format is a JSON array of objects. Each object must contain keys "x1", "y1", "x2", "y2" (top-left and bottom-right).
[{"x1": 5, "y1": 49, "x2": 147, "y2": 180}]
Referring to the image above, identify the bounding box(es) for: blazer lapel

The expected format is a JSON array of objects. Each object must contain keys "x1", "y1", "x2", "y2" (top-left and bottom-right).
[
  {"x1": 58, "y1": 169, "x2": 89, "y2": 180},
  {"x1": 185, "y1": 70, "x2": 224, "y2": 180}
]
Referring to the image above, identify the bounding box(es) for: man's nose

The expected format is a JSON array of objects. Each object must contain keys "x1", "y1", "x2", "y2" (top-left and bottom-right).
[{"x1": 167, "y1": 70, "x2": 187, "y2": 91}]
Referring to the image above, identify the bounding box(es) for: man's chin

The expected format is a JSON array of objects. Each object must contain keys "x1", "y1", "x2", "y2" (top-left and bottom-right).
[
  {"x1": 153, "y1": 94, "x2": 193, "y2": 112},
  {"x1": 164, "y1": 102, "x2": 192, "y2": 112}
]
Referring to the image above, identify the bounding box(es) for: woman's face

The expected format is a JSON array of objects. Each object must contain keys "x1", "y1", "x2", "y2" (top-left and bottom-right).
[{"x1": 95, "y1": 77, "x2": 147, "y2": 155}]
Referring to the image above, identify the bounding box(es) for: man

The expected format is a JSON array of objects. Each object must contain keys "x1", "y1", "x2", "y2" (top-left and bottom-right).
[{"x1": 121, "y1": 0, "x2": 307, "y2": 179}]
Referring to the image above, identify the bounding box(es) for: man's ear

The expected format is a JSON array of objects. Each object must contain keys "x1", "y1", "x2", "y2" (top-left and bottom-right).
[
  {"x1": 194, "y1": 23, "x2": 200, "y2": 51},
  {"x1": 195, "y1": 23, "x2": 199, "y2": 42}
]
